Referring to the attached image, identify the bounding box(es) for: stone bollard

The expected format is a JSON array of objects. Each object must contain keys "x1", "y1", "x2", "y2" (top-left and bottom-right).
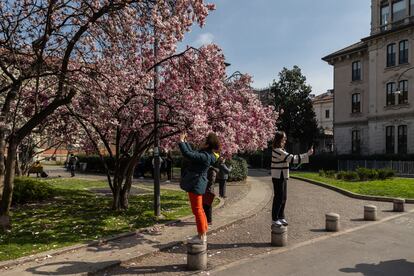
[
  {"x1": 393, "y1": 198, "x2": 405, "y2": 212},
  {"x1": 364, "y1": 205, "x2": 377, "y2": 221},
  {"x1": 271, "y1": 225, "x2": 288, "y2": 247},
  {"x1": 187, "y1": 243, "x2": 207, "y2": 271},
  {"x1": 325, "y1": 213, "x2": 340, "y2": 232}
]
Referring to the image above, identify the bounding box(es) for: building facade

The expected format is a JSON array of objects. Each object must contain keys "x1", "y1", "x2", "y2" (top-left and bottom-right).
[
  {"x1": 323, "y1": 0, "x2": 414, "y2": 155},
  {"x1": 311, "y1": 90, "x2": 334, "y2": 153}
]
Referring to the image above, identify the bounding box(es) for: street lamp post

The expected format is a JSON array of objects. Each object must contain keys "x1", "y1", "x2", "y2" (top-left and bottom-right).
[{"x1": 153, "y1": 36, "x2": 161, "y2": 217}]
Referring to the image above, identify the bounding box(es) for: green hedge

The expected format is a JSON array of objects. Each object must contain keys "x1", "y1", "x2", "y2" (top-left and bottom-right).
[
  {"x1": 228, "y1": 157, "x2": 248, "y2": 182},
  {"x1": 77, "y1": 155, "x2": 115, "y2": 173},
  {"x1": 239, "y1": 150, "x2": 272, "y2": 169},
  {"x1": 13, "y1": 177, "x2": 55, "y2": 204},
  {"x1": 319, "y1": 168, "x2": 395, "y2": 182}
]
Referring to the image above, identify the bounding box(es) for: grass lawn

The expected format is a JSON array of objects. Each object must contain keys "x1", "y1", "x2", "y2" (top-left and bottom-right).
[
  {"x1": 292, "y1": 172, "x2": 414, "y2": 199},
  {"x1": 0, "y1": 178, "x2": 192, "y2": 261}
]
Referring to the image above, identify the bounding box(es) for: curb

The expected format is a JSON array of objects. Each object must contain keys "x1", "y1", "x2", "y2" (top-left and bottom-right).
[
  {"x1": 291, "y1": 176, "x2": 414, "y2": 204},
  {"x1": 0, "y1": 192, "x2": 227, "y2": 271}
]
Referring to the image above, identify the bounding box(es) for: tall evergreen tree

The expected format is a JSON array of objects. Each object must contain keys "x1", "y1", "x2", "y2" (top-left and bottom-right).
[{"x1": 271, "y1": 66, "x2": 319, "y2": 151}]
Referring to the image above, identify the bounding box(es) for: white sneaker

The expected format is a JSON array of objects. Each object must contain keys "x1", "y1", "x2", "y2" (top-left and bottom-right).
[
  {"x1": 188, "y1": 235, "x2": 207, "y2": 244},
  {"x1": 272, "y1": 220, "x2": 283, "y2": 227},
  {"x1": 280, "y1": 219, "x2": 288, "y2": 226}
]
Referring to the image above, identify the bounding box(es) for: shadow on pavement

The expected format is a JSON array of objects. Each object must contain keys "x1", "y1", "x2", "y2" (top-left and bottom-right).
[
  {"x1": 207, "y1": 242, "x2": 270, "y2": 250},
  {"x1": 112, "y1": 264, "x2": 187, "y2": 274},
  {"x1": 248, "y1": 169, "x2": 270, "y2": 178},
  {"x1": 350, "y1": 218, "x2": 366, "y2": 222},
  {"x1": 167, "y1": 221, "x2": 196, "y2": 228},
  {"x1": 85, "y1": 232, "x2": 161, "y2": 253},
  {"x1": 26, "y1": 261, "x2": 120, "y2": 275},
  {"x1": 309, "y1": 228, "x2": 326, "y2": 233},
  {"x1": 340, "y1": 259, "x2": 414, "y2": 276}
]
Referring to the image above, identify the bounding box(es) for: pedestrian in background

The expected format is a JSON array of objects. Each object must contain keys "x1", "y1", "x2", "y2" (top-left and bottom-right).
[
  {"x1": 68, "y1": 154, "x2": 78, "y2": 177},
  {"x1": 165, "y1": 150, "x2": 173, "y2": 182},
  {"x1": 217, "y1": 157, "x2": 232, "y2": 198},
  {"x1": 203, "y1": 163, "x2": 219, "y2": 225}
]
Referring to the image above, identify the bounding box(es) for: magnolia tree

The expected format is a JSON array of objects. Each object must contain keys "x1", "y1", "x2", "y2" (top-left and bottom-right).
[
  {"x1": 0, "y1": 0, "x2": 215, "y2": 227},
  {"x1": 70, "y1": 43, "x2": 277, "y2": 210}
]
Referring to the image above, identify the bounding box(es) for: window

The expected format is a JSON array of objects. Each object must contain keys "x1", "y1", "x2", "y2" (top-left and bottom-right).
[
  {"x1": 381, "y1": 4, "x2": 390, "y2": 26},
  {"x1": 352, "y1": 130, "x2": 361, "y2": 154},
  {"x1": 398, "y1": 80, "x2": 409, "y2": 104},
  {"x1": 386, "y1": 126, "x2": 395, "y2": 154},
  {"x1": 325, "y1": 110, "x2": 330, "y2": 119},
  {"x1": 352, "y1": 61, "x2": 361, "y2": 81},
  {"x1": 386, "y1": 82, "x2": 396, "y2": 106},
  {"x1": 399, "y1": 40, "x2": 409, "y2": 64},
  {"x1": 352, "y1": 93, "x2": 361, "y2": 113},
  {"x1": 411, "y1": 0, "x2": 414, "y2": 16},
  {"x1": 398, "y1": 125, "x2": 408, "y2": 154},
  {"x1": 387, "y1": 43, "x2": 396, "y2": 67},
  {"x1": 393, "y1": 0, "x2": 407, "y2": 22}
]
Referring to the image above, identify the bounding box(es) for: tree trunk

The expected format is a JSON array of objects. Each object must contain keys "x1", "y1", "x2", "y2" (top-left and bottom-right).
[
  {"x1": 0, "y1": 130, "x2": 6, "y2": 197},
  {"x1": 120, "y1": 168, "x2": 134, "y2": 210},
  {"x1": 0, "y1": 139, "x2": 18, "y2": 230},
  {"x1": 120, "y1": 152, "x2": 141, "y2": 210},
  {"x1": 112, "y1": 186, "x2": 122, "y2": 211},
  {"x1": 15, "y1": 154, "x2": 21, "y2": 176}
]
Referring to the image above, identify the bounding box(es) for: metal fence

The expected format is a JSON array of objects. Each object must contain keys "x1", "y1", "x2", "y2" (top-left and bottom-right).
[{"x1": 338, "y1": 160, "x2": 414, "y2": 177}]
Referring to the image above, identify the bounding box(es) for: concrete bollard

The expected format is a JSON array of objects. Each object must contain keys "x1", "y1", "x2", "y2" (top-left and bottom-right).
[
  {"x1": 187, "y1": 243, "x2": 207, "y2": 271},
  {"x1": 325, "y1": 213, "x2": 340, "y2": 232},
  {"x1": 393, "y1": 198, "x2": 405, "y2": 212},
  {"x1": 271, "y1": 225, "x2": 288, "y2": 247},
  {"x1": 364, "y1": 205, "x2": 377, "y2": 221}
]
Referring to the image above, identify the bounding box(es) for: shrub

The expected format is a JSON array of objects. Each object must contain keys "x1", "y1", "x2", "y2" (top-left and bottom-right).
[
  {"x1": 13, "y1": 177, "x2": 55, "y2": 204},
  {"x1": 342, "y1": 171, "x2": 359, "y2": 181},
  {"x1": 367, "y1": 169, "x2": 379, "y2": 180},
  {"x1": 319, "y1": 170, "x2": 325, "y2": 177},
  {"x1": 336, "y1": 171, "x2": 347, "y2": 180},
  {"x1": 356, "y1": 167, "x2": 378, "y2": 181},
  {"x1": 325, "y1": 170, "x2": 336, "y2": 178},
  {"x1": 239, "y1": 149, "x2": 272, "y2": 169},
  {"x1": 377, "y1": 168, "x2": 395, "y2": 180},
  {"x1": 302, "y1": 154, "x2": 338, "y2": 171},
  {"x1": 228, "y1": 156, "x2": 248, "y2": 182},
  {"x1": 77, "y1": 155, "x2": 114, "y2": 173}
]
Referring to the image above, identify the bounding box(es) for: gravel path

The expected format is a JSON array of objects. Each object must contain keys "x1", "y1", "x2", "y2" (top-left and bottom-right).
[{"x1": 100, "y1": 173, "x2": 413, "y2": 276}]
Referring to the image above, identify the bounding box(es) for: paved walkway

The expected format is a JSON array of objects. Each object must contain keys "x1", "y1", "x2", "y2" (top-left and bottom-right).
[
  {"x1": 0, "y1": 171, "x2": 271, "y2": 276},
  {"x1": 102, "y1": 172, "x2": 413, "y2": 276},
  {"x1": 212, "y1": 210, "x2": 414, "y2": 276}
]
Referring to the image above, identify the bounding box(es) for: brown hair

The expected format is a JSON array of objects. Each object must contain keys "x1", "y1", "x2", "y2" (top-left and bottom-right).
[
  {"x1": 272, "y1": 131, "x2": 286, "y2": 149},
  {"x1": 205, "y1": 133, "x2": 221, "y2": 152}
]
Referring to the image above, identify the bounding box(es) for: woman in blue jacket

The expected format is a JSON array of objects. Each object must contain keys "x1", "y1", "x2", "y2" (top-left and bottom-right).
[{"x1": 179, "y1": 132, "x2": 221, "y2": 244}]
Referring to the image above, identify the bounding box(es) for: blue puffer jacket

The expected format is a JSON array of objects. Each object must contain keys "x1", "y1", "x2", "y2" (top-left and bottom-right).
[{"x1": 179, "y1": 142, "x2": 217, "y2": 194}]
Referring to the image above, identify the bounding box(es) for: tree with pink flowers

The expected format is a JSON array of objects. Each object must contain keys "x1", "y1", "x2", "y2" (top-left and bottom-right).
[
  {"x1": 0, "y1": 0, "x2": 216, "y2": 227},
  {"x1": 69, "y1": 43, "x2": 277, "y2": 210}
]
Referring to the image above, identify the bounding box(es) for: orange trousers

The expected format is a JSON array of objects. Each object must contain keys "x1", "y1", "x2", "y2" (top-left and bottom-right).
[{"x1": 188, "y1": 192, "x2": 208, "y2": 235}]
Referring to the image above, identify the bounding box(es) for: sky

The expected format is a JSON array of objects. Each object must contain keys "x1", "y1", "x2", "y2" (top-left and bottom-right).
[{"x1": 178, "y1": 0, "x2": 371, "y2": 95}]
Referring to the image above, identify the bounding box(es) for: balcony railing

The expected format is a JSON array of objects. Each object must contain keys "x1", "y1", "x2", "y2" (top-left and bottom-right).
[{"x1": 376, "y1": 16, "x2": 414, "y2": 34}]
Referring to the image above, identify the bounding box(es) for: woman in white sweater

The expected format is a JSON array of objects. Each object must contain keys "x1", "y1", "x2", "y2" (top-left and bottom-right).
[{"x1": 271, "y1": 131, "x2": 313, "y2": 227}]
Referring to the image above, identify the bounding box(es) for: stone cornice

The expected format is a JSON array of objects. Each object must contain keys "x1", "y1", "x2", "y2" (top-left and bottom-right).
[{"x1": 335, "y1": 112, "x2": 414, "y2": 127}]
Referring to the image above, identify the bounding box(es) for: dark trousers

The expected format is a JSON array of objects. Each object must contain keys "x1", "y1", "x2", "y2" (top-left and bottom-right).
[
  {"x1": 70, "y1": 165, "x2": 76, "y2": 177},
  {"x1": 203, "y1": 204, "x2": 212, "y2": 223},
  {"x1": 272, "y1": 176, "x2": 287, "y2": 221},
  {"x1": 218, "y1": 179, "x2": 227, "y2": 197},
  {"x1": 167, "y1": 166, "x2": 172, "y2": 181}
]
